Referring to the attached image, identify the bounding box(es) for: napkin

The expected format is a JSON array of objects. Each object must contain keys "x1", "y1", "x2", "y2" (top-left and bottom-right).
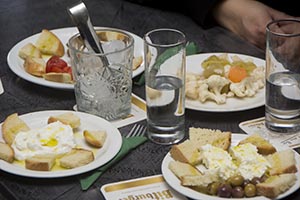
[
  {"x1": 134, "y1": 41, "x2": 199, "y2": 86},
  {"x1": 80, "y1": 136, "x2": 148, "y2": 190}
]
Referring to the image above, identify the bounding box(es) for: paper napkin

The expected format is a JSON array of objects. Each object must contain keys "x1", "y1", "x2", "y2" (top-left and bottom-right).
[{"x1": 80, "y1": 136, "x2": 148, "y2": 190}]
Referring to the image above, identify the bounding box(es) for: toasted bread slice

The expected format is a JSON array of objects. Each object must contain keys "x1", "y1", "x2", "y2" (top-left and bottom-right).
[
  {"x1": 189, "y1": 127, "x2": 231, "y2": 150},
  {"x1": 170, "y1": 140, "x2": 200, "y2": 165},
  {"x1": 168, "y1": 161, "x2": 201, "y2": 180},
  {"x1": 24, "y1": 57, "x2": 46, "y2": 77},
  {"x1": 25, "y1": 155, "x2": 56, "y2": 171},
  {"x1": 256, "y1": 173, "x2": 297, "y2": 198},
  {"x1": 0, "y1": 142, "x2": 14, "y2": 163},
  {"x1": 18, "y1": 43, "x2": 42, "y2": 60},
  {"x1": 35, "y1": 29, "x2": 64, "y2": 57},
  {"x1": 48, "y1": 112, "x2": 80, "y2": 129},
  {"x1": 266, "y1": 149, "x2": 297, "y2": 175},
  {"x1": 60, "y1": 148, "x2": 94, "y2": 169},
  {"x1": 132, "y1": 56, "x2": 143, "y2": 70},
  {"x1": 43, "y1": 72, "x2": 73, "y2": 84},
  {"x1": 83, "y1": 130, "x2": 107, "y2": 148},
  {"x1": 1, "y1": 113, "x2": 30, "y2": 145},
  {"x1": 181, "y1": 173, "x2": 219, "y2": 187},
  {"x1": 238, "y1": 133, "x2": 276, "y2": 155}
]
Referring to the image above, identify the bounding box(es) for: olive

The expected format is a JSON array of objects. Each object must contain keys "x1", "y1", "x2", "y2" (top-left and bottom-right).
[
  {"x1": 217, "y1": 183, "x2": 232, "y2": 198},
  {"x1": 208, "y1": 182, "x2": 221, "y2": 195},
  {"x1": 251, "y1": 177, "x2": 261, "y2": 185},
  {"x1": 244, "y1": 183, "x2": 256, "y2": 197},
  {"x1": 229, "y1": 175, "x2": 244, "y2": 186},
  {"x1": 232, "y1": 186, "x2": 245, "y2": 198},
  {"x1": 242, "y1": 179, "x2": 251, "y2": 187}
]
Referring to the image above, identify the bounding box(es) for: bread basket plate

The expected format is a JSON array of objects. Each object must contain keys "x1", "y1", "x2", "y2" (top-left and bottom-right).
[
  {"x1": 0, "y1": 110, "x2": 122, "y2": 178},
  {"x1": 186, "y1": 53, "x2": 265, "y2": 112},
  {"x1": 7, "y1": 27, "x2": 144, "y2": 90},
  {"x1": 161, "y1": 134, "x2": 300, "y2": 200}
]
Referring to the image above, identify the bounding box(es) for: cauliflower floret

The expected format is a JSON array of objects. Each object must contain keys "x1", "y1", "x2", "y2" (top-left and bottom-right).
[
  {"x1": 230, "y1": 76, "x2": 261, "y2": 97},
  {"x1": 197, "y1": 75, "x2": 229, "y2": 104},
  {"x1": 186, "y1": 80, "x2": 199, "y2": 100},
  {"x1": 250, "y1": 67, "x2": 265, "y2": 89}
]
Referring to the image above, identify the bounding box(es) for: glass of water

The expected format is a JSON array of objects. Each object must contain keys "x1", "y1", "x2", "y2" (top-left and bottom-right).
[
  {"x1": 144, "y1": 28, "x2": 186, "y2": 144},
  {"x1": 68, "y1": 28, "x2": 134, "y2": 121},
  {"x1": 265, "y1": 19, "x2": 300, "y2": 133}
]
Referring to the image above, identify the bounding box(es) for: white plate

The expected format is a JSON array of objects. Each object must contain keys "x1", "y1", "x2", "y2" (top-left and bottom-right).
[
  {"x1": 0, "y1": 110, "x2": 122, "y2": 178},
  {"x1": 7, "y1": 27, "x2": 144, "y2": 90},
  {"x1": 186, "y1": 53, "x2": 265, "y2": 112},
  {"x1": 161, "y1": 134, "x2": 300, "y2": 200}
]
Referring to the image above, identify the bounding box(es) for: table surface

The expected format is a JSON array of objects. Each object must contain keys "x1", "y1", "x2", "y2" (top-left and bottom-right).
[{"x1": 0, "y1": 0, "x2": 299, "y2": 199}]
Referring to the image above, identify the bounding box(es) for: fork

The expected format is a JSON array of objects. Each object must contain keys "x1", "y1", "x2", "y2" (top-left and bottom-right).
[{"x1": 126, "y1": 124, "x2": 146, "y2": 138}]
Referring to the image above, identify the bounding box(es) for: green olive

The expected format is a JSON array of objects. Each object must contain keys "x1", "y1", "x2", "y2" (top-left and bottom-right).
[
  {"x1": 229, "y1": 175, "x2": 244, "y2": 186},
  {"x1": 208, "y1": 182, "x2": 221, "y2": 195},
  {"x1": 244, "y1": 183, "x2": 256, "y2": 197}
]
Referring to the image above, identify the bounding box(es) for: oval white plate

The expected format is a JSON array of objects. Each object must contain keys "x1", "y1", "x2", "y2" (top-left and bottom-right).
[
  {"x1": 7, "y1": 27, "x2": 144, "y2": 90},
  {"x1": 186, "y1": 53, "x2": 265, "y2": 112},
  {"x1": 0, "y1": 110, "x2": 122, "y2": 178},
  {"x1": 161, "y1": 134, "x2": 300, "y2": 200}
]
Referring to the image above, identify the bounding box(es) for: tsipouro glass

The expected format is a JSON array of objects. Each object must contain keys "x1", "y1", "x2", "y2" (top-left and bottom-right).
[
  {"x1": 68, "y1": 28, "x2": 134, "y2": 121},
  {"x1": 144, "y1": 28, "x2": 186, "y2": 145},
  {"x1": 265, "y1": 19, "x2": 300, "y2": 133}
]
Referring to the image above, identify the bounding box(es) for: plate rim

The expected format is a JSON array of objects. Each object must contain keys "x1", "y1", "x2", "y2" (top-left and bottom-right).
[
  {"x1": 0, "y1": 110, "x2": 122, "y2": 178},
  {"x1": 161, "y1": 133, "x2": 300, "y2": 200},
  {"x1": 185, "y1": 52, "x2": 265, "y2": 112},
  {"x1": 7, "y1": 26, "x2": 144, "y2": 90}
]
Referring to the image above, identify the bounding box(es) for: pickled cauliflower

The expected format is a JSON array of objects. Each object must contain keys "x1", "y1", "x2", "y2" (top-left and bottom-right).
[{"x1": 186, "y1": 54, "x2": 265, "y2": 104}]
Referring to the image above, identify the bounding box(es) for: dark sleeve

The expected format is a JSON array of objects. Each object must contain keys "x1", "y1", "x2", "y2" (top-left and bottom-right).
[{"x1": 126, "y1": 0, "x2": 221, "y2": 28}]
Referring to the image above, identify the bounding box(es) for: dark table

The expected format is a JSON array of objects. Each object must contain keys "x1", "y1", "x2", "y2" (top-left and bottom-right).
[{"x1": 0, "y1": 0, "x2": 299, "y2": 199}]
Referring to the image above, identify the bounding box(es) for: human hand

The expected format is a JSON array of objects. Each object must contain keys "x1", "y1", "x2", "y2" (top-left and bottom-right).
[{"x1": 213, "y1": 0, "x2": 293, "y2": 49}]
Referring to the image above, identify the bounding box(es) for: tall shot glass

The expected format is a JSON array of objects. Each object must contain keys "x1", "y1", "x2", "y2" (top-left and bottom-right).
[
  {"x1": 144, "y1": 28, "x2": 186, "y2": 144},
  {"x1": 265, "y1": 19, "x2": 300, "y2": 133}
]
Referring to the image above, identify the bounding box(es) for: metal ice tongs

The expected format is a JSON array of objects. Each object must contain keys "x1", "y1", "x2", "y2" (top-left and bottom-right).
[{"x1": 67, "y1": 1, "x2": 109, "y2": 67}]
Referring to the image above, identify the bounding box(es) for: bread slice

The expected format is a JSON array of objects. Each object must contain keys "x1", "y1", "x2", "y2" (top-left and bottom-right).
[
  {"x1": 170, "y1": 140, "x2": 201, "y2": 165},
  {"x1": 18, "y1": 43, "x2": 42, "y2": 59},
  {"x1": 48, "y1": 112, "x2": 80, "y2": 129},
  {"x1": 1, "y1": 113, "x2": 30, "y2": 145},
  {"x1": 25, "y1": 155, "x2": 56, "y2": 171},
  {"x1": 0, "y1": 142, "x2": 14, "y2": 163},
  {"x1": 43, "y1": 72, "x2": 73, "y2": 83},
  {"x1": 83, "y1": 130, "x2": 107, "y2": 148},
  {"x1": 168, "y1": 160, "x2": 201, "y2": 180},
  {"x1": 256, "y1": 173, "x2": 297, "y2": 198},
  {"x1": 24, "y1": 57, "x2": 46, "y2": 77},
  {"x1": 266, "y1": 149, "x2": 297, "y2": 175},
  {"x1": 59, "y1": 148, "x2": 94, "y2": 169},
  {"x1": 181, "y1": 173, "x2": 219, "y2": 187},
  {"x1": 35, "y1": 29, "x2": 64, "y2": 57},
  {"x1": 238, "y1": 133, "x2": 276, "y2": 155},
  {"x1": 189, "y1": 127, "x2": 231, "y2": 150}
]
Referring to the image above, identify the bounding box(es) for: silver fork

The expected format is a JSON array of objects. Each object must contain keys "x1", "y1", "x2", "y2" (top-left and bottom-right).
[{"x1": 126, "y1": 124, "x2": 146, "y2": 138}]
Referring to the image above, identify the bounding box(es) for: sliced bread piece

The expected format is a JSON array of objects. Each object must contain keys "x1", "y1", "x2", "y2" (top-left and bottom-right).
[
  {"x1": 24, "y1": 57, "x2": 46, "y2": 77},
  {"x1": 238, "y1": 133, "x2": 276, "y2": 155},
  {"x1": 48, "y1": 112, "x2": 80, "y2": 129},
  {"x1": 170, "y1": 139, "x2": 200, "y2": 165},
  {"x1": 168, "y1": 160, "x2": 201, "y2": 180},
  {"x1": 35, "y1": 29, "x2": 64, "y2": 57},
  {"x1": 83, "y1": 130, "x2": 107, "y2": 148},
  {"x1": 266, "y1": 149, "x2": 297, "y2": 175},
  {"x1": 18, "y1": 43, "x2": 42, "y2": 59},
  {"x1": 0, "y1": 142, "x2": 14, "y2": 163},
  {"x1": 43, "y1": 72, "x2": 73, "y2": 84},
  {"x1": 256, "y1": 173, "x2": 297, "y2": 198},
  {"x1": 25, "y1": 155, "x2": 56, "y2": 171},
  {"x1": 60, "y1": 148, "x2": 94, "y2": 169},
  {"x1": 1, "y1": 113, "x2": 30, "y2": 145},
  {"x1": 189, "y1": 127, "x2": 231, "y2": 150},
  {"x1": 181, "y1": 173, "x2": 219, "y2": 187}
]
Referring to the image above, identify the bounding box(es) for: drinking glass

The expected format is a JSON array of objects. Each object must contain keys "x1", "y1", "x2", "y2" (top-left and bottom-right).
[
  {"x1": 144, "y1": 28, "x2": 186, "y2": 144},
  {"x1": 68, "y1": 28, "x2": 134, "y2": 121},
  {"x1": 265, "y1": 19, "x2": 300, "y2": 133}
]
